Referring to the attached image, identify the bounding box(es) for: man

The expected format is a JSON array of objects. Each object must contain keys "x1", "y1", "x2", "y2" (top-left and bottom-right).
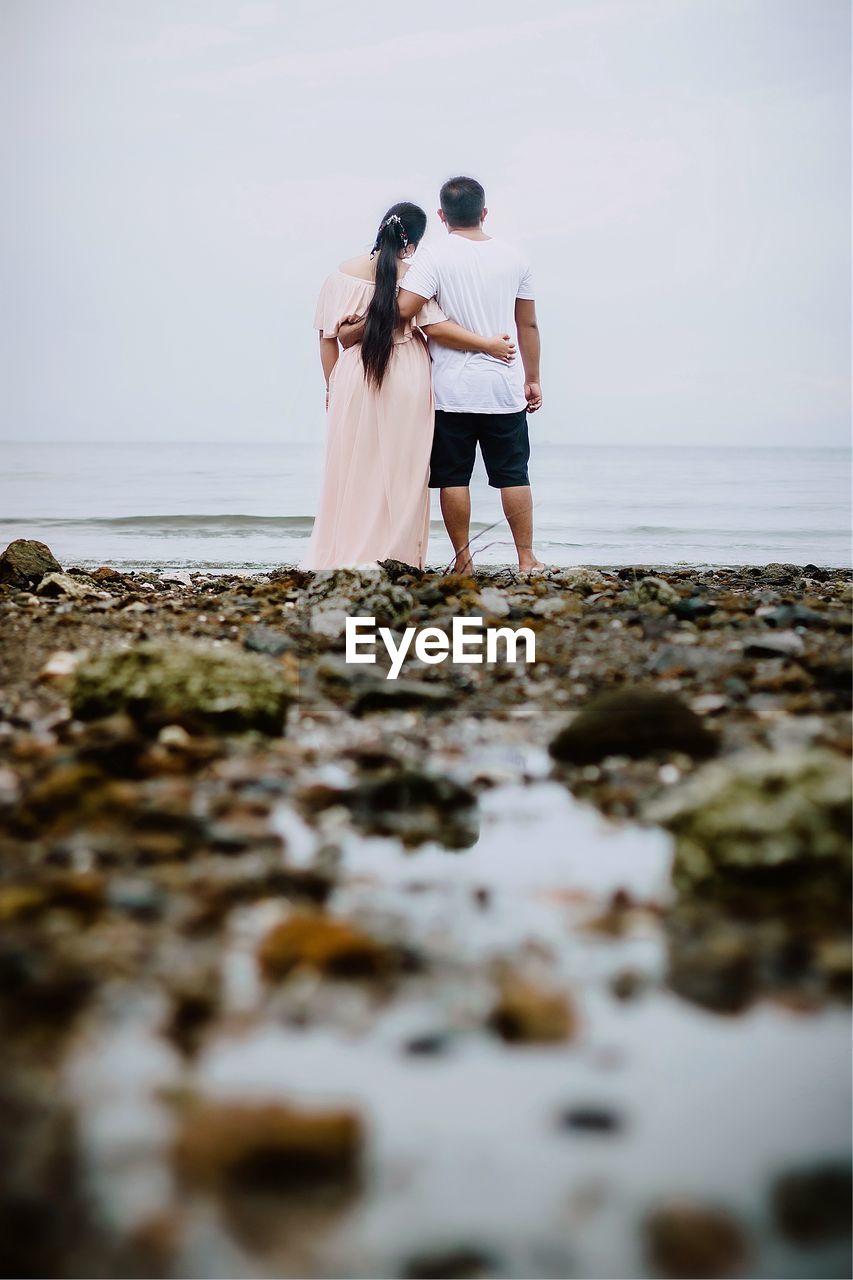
[
  {"x1": 399, "y1": 176, "x2": 543, "y2": 574},
  {"x1": 338, "y1": 176, "x2": 543, "y2": 573}
]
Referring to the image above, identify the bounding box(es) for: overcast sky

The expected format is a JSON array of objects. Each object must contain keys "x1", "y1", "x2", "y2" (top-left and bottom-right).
[{"x1": 1, "y1": 0, "x2": 849, "y2": 447}]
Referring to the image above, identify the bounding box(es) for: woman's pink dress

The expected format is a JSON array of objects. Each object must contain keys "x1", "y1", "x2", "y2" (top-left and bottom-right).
[{"x1": 304, "y1": 269, "x2": 446, "y2": 570}]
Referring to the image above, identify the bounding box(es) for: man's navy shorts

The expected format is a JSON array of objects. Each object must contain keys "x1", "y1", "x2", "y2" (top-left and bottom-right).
[{"x1": 428, "y1": 409, "x2": 530, "y2": 489}]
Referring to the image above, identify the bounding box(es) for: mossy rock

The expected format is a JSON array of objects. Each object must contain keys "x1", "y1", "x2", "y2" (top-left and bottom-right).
[
  {"x1": 651, "y1": 749, "x2": 852, "y2": 894},
  {"x1": 71, "y1": 640, "x2": 292, "y2": 734}
]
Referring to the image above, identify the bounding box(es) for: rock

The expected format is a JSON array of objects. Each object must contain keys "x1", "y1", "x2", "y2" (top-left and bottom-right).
[
  {"x1": 243, "y1": 624, "x2": 292, "y2": 656},
  {"x1": 771, "y1": 1164, "x2": 853, "y2": 1243},
  {"x1": 403, "y1": 1031, "x2": 452, "y2": 1057},
  {"x1": 759, "y1": 603, "x2": 828, "y2": 629},
  {"x1": 549, "y1": 688, "x2": 718, "y2": 765},
  {"x1": 672, "y1": 596, "x2": 716, "y2": 621},
  {"x1": 38, "y1": 650, "x2": 84, "y2": 681},
  {"x1": 379, "y1": 558, "x2": 423, "y2": 581},
  {"x1": 106, "y1": 877, "x2": 165, "y2": 919},
  {"x1": 644, "y1": 1201, "x2": 748, "y2": 1279},
  {"x1": 342, "y1": 767, "x2": 478, "y2": 849},
  {"x1": 307, "y1": 568, "x2": 414, "y2": 639},
  {"x1": 0, "y1": 539, "x2": 61, "y2": 586},
  {"x1": 157, "y1": 723, "x2": 192, "y2": 749},
  {"x1": 258, "y1": 912, "x2": 394, "y2": 980},
  {"x1": 403, "y1": 1246, "x2": 498, "y2": 1279},
  {"x1": 761, "y1": 562, "x2": 799, "y2": 582},
  {"x1": 665, "y1": 907, "x2": 756, "y2": 1013},
  {"x1": 609, "y1": 969, "x2": 649, "y2": 1001},
  {"x1": 650, "y1": 749, "x2": 852, "y2": 893},
  {"x1": 553, "y1": 567, "x2": 607, "y2": 595},
  {"x1": 0, "y1": 939, "x2": 94, "y2": 1026},
  {"x1": 173, "y1": 1099, "x2": 363, "y2": 1189},
  {"x1": 70, "y1": 639, "x2": 292, "y2": 734},
  {"x1": 73, "y1": 712, "x2": 147, "y2": 775},
  {"x1": 163, "y1": 965, "x2": 219, "y2": 1055},
  {"x1": 556, "y1": 1105, "x2": 623, "y2": 1133},
  {"x1": 531, "y1": 596, "x2": 571, "y2": 618},
  {"x1": 635, "y1": 576, "x2": 680, "y2": 608},
  {"x1": 689, "y1": 693, "x2": 728, "y2": 716},
  {"x1": 36, "y1": 573, "x2": 90, "y2": 601},
  {"x1": 0, "y1": 765, "x2": 21, "y2": 808},
  {"x1": 489, "y1": 976, "x2": 577, "y2": 1043},
  {"x1": 476, "y1": 587, "x2": 511, "y2": 618},
  {"x1": 351, "y1": 678, "x2": 455, "y2": 715},
  {"x1": 743, "y1": 630, "x2": 805, "y2": 658}
]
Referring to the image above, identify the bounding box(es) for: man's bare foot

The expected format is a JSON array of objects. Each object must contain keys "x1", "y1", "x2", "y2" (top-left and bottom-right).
[
  {"x1": 453, "y1": 554, "x2": 474, "y2": 576},
  {"x1": 518, "y1": 557, "x2": 545, "y2": 573}
]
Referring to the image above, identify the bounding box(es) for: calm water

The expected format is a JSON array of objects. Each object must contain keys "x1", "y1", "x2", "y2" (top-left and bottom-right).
[{"x1": 1, "y1": 441, "x2": 849, "y2": 571}]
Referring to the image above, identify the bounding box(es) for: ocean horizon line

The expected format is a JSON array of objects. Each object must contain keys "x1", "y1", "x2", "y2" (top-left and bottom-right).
[{"x1": 2, "y1": 439, "x2": 851, "y2": 452}]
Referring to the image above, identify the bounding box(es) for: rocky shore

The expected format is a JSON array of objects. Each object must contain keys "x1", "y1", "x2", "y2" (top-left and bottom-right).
[{"x1": 0, "y1": 539, "x2": 850, "y2": 1279}]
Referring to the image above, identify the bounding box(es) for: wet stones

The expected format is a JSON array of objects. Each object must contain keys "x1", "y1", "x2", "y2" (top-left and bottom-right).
[
  {"x1": 306, "y1": 567, "x2": 414, "y2": 641},
  {"x1": 644, "y1": 1201, "x2": 748, "y2": 1279},
  {"x1": 665, "y1": 907, "x2": 757, "y2": 1013},
  {"x1": 651, "y1": 749, "x2": 852, "y2": 895},
  {"x1": 342, "y1": 767, "x2": 478, "y2": 849},
  {"x1": 557, "y1": 1104, "x2": 624, "y2": 1133},
  {"x1": 549, "y1": 687, "x2": 718, "y2": 765},
  {"x1": 742, "y1": 630, "x2": 805, "y2": 659},
  {"x1": 258, "y1": 912, "x2": 395, "y2": 981},
  {"x1": 634, "y1": 575, "x2": 681, "y2": 608},
  {"x1": 489, "y1": 976, "x2": 577, "y2": 1044},
  {"x1": 402, "y1": 1245, "x2": 498, "y2": 1279},
  {"x1": 350, "y1": 678, "x2": 456, "y2": 715},
  {"x1": 771, "y1": 1163, "x2": 853, "y2": 1244},
  {"x1": 0, "y1": 538, "x2": 61, "y2": 586},
  {"x1": 172, "y1": 1099, "x2": 363, "y2": 1189},
  {"x1": 37, "y1": 572, "x2": 101, "y2": 601},
  {"x1": 70, "y1": 639, "x2": 293, "y2": 734},
  {"x1": 243, "y1": 624, "x2": 292, "y2": 657}
]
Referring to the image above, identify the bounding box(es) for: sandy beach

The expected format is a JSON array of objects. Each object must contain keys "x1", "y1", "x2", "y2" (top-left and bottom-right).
[{"x1": 0, "y1": 542, "x2": 850, "y2": 1279}]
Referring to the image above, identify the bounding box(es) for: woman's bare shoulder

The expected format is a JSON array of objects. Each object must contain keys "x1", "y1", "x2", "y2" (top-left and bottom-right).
[{"x1": 337, "y1": 254, "x2": 375, "y2": 282}]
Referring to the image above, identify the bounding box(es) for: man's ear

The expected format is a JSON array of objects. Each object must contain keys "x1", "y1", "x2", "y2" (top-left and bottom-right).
[
  {"x1": 481, "y1": 207, "x2": 488, "y2": 224},
  {"x1": 438, "y1": 209, "x2": 447, "y2": 227}
]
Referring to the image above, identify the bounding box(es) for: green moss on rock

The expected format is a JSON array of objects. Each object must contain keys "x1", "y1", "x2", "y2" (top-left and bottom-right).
[
  {"x1": 71, "y1": 640, "x2": 293, "y2": 734},
  {"x1": 651, "y1": 749, "x2": 852, "y2": 893}
]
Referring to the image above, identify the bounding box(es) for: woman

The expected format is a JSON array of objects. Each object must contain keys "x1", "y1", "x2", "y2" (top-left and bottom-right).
[{"x1": 303, "y1": 202, "x2": 515, "y2": 569}]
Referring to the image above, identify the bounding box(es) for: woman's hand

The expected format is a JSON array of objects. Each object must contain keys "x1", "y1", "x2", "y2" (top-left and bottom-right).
[
  {"x1": 483, "y1": 333, "x2": 516, "y2": 363},
  {"x1": 338, "y1": 314, "x2": 366, "y2": 349}
]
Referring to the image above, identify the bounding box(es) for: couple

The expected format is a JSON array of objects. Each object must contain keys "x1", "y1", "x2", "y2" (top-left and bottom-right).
[{"x1": 304, "y1": 176, "x2": 544, "y2": 575}]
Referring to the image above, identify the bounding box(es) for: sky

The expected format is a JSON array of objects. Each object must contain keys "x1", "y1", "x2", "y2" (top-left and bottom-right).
[{"x1": 1, "y1": 0, "x2": 850, "y2": 447}]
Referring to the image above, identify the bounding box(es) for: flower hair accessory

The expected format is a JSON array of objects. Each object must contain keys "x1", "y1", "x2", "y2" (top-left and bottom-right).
[{"x1": 372, "y1": 212, "x2": 408, "y2": 254}]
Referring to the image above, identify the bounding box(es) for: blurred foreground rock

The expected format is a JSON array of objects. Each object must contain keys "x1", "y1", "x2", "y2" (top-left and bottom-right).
[
  {"x1": 550, "y1": 687, "x2": 718, "y2": 764},
  {"x1": 651, "y1": 749, "x2": 852, "y2": 895},
  {"x1": 173, "y1": 1100, "x2": 363, "y2": 1189},
  {"x1": 71, "y1": 639, "x2": 293, "y2": 734}
]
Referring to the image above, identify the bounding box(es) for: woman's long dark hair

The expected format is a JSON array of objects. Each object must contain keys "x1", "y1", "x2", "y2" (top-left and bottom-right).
[{"x1": 361, "y1": 201, "x2": 427, "y2": 389}]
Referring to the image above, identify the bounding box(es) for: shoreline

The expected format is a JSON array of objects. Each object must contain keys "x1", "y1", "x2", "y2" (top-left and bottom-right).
[
  {"x1": 14, "y1": 557, "x2": 853, "y2": 580},
  {"x1": 1, "y1": 543, "x2": 850, "y2": 1277}
]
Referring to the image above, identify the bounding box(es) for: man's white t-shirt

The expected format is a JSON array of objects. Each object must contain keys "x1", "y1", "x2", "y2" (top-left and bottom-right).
[{"x1": 402, "y1": 235, "x2": 535, "y2": 414}]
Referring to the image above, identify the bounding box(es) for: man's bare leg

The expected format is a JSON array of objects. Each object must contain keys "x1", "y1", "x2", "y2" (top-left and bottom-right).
[
  {"x1": 440, "y1": 486, "x2": 474, "y2": 574},
  {"x1": 501, "y1": 485, "x2": 544, "y2": 572}
]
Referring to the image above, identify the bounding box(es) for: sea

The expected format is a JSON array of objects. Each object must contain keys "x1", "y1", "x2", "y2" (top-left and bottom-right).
[{"x1": 1, "y1": 441, "x2": 850, "y2": 574}]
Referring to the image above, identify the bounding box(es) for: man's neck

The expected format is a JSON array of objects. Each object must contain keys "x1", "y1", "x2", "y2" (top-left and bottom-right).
[{"x1": 447, "y1": 225, "x2": 490, "y2": 241}]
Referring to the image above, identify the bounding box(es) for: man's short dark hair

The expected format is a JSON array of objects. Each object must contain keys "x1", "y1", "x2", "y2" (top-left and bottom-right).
[{"x1": 440, "y1": 176, "x2": 486, "y2": 227}]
